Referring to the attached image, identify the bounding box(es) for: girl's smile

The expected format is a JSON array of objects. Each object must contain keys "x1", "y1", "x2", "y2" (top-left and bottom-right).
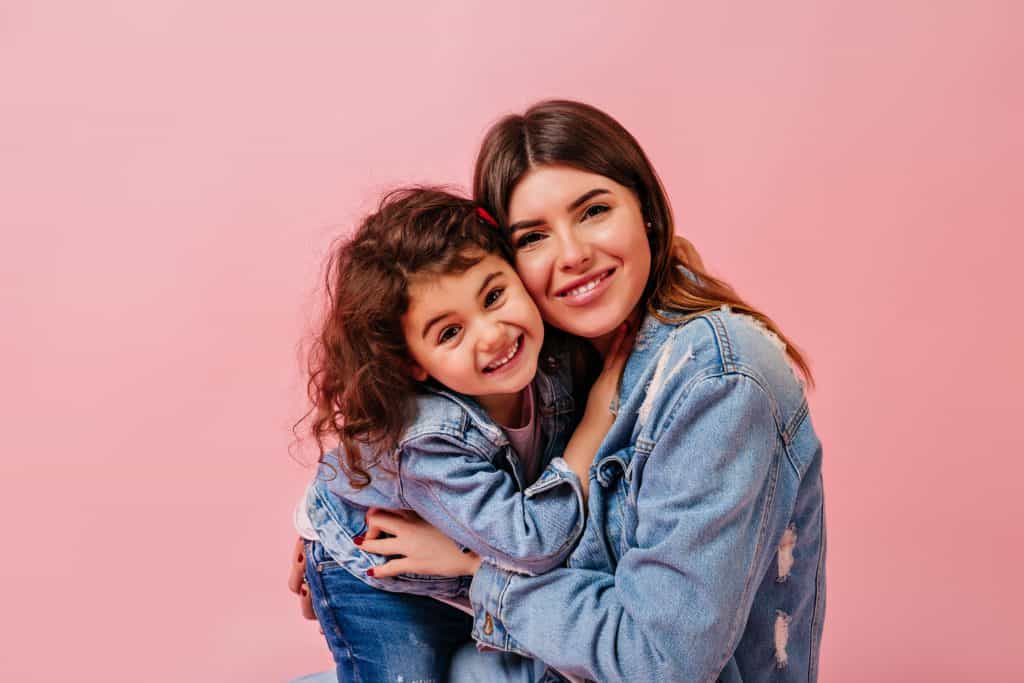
[{"x1": 400, "y1": 252, "x2": 544, "y2": 414}]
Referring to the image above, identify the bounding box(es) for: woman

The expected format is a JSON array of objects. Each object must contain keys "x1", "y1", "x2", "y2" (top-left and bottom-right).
[{"x1": 291, "y1": 100, "x2": 826, "y2": 682}]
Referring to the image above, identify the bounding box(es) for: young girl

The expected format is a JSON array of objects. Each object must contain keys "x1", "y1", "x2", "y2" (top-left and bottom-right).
[{"x1": 294, "y1": 187, "x2": 630, "y2": 683}]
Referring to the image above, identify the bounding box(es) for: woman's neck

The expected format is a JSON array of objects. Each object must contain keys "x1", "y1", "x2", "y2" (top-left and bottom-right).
[{"x1": 589, "y1": 305, "x2": 646, "y2": 358}]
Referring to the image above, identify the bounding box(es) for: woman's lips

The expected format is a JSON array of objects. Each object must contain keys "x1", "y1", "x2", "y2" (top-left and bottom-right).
[{"x1": 553, "y1": 269, "x2": 615, "y2": 307}]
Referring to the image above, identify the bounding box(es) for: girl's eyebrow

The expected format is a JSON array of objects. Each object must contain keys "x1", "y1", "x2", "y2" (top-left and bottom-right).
[
  {"x1": 421, "y1": 271, "x2": 503, "y2": 339},
  {"x1": 421, "y1": 311, "x2": 452, "y2": 340},
  {"x1": 508, "y1": 188, "x2": 611, "y2": 233},
  {"x1": 476, "y1": 271, "x2": 502, "y2": 297}
]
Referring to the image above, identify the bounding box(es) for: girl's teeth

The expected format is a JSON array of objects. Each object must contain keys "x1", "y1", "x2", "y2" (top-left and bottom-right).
[{"x1": 487, "y1": 338, "x2": 520, "y2": 370}]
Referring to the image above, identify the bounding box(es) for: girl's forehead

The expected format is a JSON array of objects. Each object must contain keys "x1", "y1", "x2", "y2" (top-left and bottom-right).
[{"x1": 406, "y1": 253, "x2": 516, "y2": 303}]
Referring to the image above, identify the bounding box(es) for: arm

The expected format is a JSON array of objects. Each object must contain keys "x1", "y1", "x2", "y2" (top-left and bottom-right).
[
  {"x1": 384, "y1": 324, "x2": 634, "y2": 576},
  {"x1": 469, "y1": 375, "x2": 784, "y2": 681},
  {"x1": 395, "y1": 434, "x2": 586, "y2": 575}
]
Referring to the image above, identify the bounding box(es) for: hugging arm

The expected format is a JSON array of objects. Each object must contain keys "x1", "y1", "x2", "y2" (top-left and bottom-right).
[
  {"x1": 395, "y1": 438, "x2": 586, "y2": 575},
  {"x1": 468, "y1": 375, "x2": 784, "y2": 681}
]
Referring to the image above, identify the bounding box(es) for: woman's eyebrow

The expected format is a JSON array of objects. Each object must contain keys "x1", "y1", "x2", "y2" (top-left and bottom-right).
[
  {"x1": 568, "y1": 188, "x2": 610, "y2": 211},
  {"x1": 508, "y1": 188, "x2": 611, "y2": 234}
]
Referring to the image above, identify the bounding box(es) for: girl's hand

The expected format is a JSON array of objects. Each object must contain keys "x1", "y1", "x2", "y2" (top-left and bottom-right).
[{"x1": 359, "y1": 507, "x2": 482, "y2": 578}]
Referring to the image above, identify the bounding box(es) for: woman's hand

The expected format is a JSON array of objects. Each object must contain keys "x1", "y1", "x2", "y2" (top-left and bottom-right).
[
  {"x1": 359, "y1": 508, "x2": 482, "y2": 578},
  {"x1": 287, "y1": 537, "x2": 316, "y2": 620}
]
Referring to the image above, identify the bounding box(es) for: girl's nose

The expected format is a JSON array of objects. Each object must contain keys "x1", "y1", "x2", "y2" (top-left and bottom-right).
[{"x1": 478, "y1": 320, "x2": 506, "y2": 352}]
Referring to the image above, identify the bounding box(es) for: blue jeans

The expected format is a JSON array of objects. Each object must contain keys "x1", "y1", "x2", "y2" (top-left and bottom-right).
[{"x1": 303, "y1": 540, "x2": 472, "y2": 683}]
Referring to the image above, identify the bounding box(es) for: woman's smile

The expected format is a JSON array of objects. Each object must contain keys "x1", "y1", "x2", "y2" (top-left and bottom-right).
[{"x1": 508, "y1": 165, "x2": 652, "y2": 343}]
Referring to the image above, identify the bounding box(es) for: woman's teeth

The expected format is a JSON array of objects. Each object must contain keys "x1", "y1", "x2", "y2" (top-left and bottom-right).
[
  {"x1": 486, "y1": 337, "x2": 520, "y2": 371},
  {"x1": 560, "y1": 272, "x2": 607, "y2": 298}
]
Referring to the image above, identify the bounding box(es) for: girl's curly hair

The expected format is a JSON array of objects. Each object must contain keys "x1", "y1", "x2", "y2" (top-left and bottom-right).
[{"x1": 304, "y1": 187, "x2": 513, "y2": 487}]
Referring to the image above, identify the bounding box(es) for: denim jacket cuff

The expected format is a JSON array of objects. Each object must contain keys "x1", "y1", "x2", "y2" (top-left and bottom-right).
[
  {"x1": 524, "y1": 456, "x2": 580, "y2": 497},
  {"x1": 469, "y1": 562, "x2": 528, "y2": 654}
]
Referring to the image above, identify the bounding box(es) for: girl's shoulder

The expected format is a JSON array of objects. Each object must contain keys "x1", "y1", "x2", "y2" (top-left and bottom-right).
[{"x1": 399, "y1": 385, "x2": 507, "y2": 452}]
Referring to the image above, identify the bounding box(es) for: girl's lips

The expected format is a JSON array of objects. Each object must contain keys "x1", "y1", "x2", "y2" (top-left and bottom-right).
[
  {"x1": 482, "y1": 334, "x2": 525, "y2": 376},
  {"x1": 553, "y1": 269, "x2": 615, "y2": 307}
]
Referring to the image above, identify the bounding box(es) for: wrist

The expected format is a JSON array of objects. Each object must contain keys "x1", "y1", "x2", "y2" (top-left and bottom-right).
[{"x1": 465, "y1": 552, "x2": 483, "y2": 575}]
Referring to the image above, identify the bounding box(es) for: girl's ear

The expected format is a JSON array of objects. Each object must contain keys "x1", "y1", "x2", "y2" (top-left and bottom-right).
[{"x1": 408, "y1": 362, "x2": 429, "y2": 382}]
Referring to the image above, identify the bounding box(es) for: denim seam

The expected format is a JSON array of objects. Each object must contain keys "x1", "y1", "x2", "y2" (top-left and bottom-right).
[
  {"x1": 705, "y1": 311, "x2": 735, "y2": 373},
  {"x1": 662, "y1": 372, "x2": 784, "y2": 675},
  {"x1": 808, "y1": 479, "x2": 827, "y2": 683},
  {"x1": 305, "y1": 541, "x2": 361, "y2": 683}
]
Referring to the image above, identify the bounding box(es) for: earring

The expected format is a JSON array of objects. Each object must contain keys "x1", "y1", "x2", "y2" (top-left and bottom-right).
[{"x1": 646, "y1": 221, "x2": 653, "y2": 228}]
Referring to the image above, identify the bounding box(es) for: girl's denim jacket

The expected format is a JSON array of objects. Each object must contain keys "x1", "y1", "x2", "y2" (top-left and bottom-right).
[
  {"x1": 305, "y1": 340, "x2": 582, "y2": 603},
  {"x1": 467, "y1": 308, "x2": 827, "y2": 683}
]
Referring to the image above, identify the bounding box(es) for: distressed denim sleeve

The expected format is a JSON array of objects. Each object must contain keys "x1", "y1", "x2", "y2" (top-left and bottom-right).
[
  {"x1": 398, "y1": 437, "x2": 586, "y2": 575},
  {"x1": 469, "y1": 374, "x2": 785, "y2": 681}
]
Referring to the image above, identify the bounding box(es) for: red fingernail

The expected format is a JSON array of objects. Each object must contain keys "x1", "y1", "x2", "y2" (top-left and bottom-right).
[
  {"x1": 353, "y1": 535, "x2": 364, "y2": 546},
  {"x1": 301, "y1": 587, "x2": 308, "y2": 596},
  {"x1": 366, "y1": 568, "x2": 375, "y2": 577},
  {"x1": 298, "y1": 554, "x2": 304, "y2": 563}
]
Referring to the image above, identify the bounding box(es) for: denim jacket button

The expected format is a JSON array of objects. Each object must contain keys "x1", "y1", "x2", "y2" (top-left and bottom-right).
[{"x1": 483, "y1": 612, "x2": 494, "y2": 635}]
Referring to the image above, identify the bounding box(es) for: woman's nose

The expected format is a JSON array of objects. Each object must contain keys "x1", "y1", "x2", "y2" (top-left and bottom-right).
[{"x1": 557, "y1": 230, "x2": 593, "y2": 272}]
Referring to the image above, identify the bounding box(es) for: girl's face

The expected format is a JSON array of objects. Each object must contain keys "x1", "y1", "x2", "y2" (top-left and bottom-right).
[
  {"x1": 507, "y1": 165, "x2": 652, "y2": 345},
  {"x1": 401, "y1": 252, "x2": 544, "y2": 404}
]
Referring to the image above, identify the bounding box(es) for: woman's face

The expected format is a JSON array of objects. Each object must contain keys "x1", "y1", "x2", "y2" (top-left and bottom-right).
[{"x1": 507, "y1": 165, "x2": 652, "y2": 344}]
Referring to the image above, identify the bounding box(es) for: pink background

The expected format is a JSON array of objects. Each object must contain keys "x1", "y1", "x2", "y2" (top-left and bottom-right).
[{"x1": 2, "y1": 2, "x2": 1021, "y2": 681}]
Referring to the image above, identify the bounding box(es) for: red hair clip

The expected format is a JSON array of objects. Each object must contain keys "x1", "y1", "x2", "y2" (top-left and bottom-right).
[{"x1": 475, "y1": 207, "x2": 498, "y2": 227}]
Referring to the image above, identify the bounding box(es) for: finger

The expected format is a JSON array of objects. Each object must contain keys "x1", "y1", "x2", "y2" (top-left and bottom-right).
[
  {"x1": 368, "y1": 557, "x2": 413, "y2": 579},
  {"x1": 362, "y1": 522, "x2": 383, "y2": 542},
  {"x1": 288, "y1": 538, "x2": 307, "y2": 594},
  {"x1": 359, "y1": 536, "x2": 402, "y2": 557},
  {"x1": 300, "y1": 585, "x2": 316, "y2": 620},
  {"x1": 365, "y1": 508, "x2": 411, "y2": 536}
]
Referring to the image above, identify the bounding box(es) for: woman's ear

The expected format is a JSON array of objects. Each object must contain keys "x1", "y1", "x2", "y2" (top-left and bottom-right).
[{"x1": 408, "y1": 362, "x2": 429, "y2": 382}]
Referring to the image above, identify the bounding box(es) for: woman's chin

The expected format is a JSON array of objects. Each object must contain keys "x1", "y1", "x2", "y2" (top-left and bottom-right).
[{"x1": 544, "y1": 296, "x2": 636, "y2": 342}]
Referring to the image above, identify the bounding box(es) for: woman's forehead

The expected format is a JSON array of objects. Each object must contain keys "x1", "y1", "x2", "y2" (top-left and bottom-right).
[{"x1": 509, "y1": 165, "x2": 628, "y2": 217}]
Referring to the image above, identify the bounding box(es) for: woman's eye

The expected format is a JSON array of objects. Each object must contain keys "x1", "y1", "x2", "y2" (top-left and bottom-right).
[
  {"x1": 484, "y1": 287, "x2": 505, "y2": 307},
  {"x1": 581, "y1": 204, "x2": 610, "y2": 221},
  {"x1": 438, "y1": 325, "x2": 461, "y2": 344},
  {"x1": 515, "y1": 231, "x2": 546, "y2": 249}
]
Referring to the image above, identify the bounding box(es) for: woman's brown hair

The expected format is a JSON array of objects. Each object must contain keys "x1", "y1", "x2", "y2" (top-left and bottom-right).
[
  {"x1": 305, "y1": 187, "x2": 514, "y2": 487},
  {"x1": 473, "y1": 99, "x2": 813, "y2": 385}
]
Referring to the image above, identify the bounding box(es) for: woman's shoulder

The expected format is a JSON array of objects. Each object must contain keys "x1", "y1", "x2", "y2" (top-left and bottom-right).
[{"x1": 637, "y1": 307, "x2": 805, "y2": 400}]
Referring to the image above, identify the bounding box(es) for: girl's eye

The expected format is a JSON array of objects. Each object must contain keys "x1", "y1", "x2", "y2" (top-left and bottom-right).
[
  {"x1": 581, "y1": 204, "x2": 610, "y2": 221},
  {"x1": 514, "y1": 231, "x2": 546, "y2": 249},
  {"x1": 438, "y1": 325, "x2": 461, "y2": 344},
  {"x1": 484, "y1": 287, "x2": 505, "y2": 308}
]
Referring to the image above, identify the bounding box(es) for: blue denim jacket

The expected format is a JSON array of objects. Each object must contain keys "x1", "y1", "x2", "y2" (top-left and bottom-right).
[
  {"x1": 468, "y1": 308, "x2": 827, "y2": 682},
  {"x1": 306, "y1": 341, "x2": 583, "y2": 602}
]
